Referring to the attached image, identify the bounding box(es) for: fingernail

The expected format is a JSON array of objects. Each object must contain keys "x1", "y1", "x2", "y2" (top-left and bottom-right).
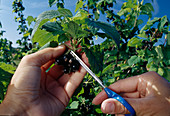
[
  {"x1": 57, "y1": 45, "x2": 65, "y2": 48},
  {"x1": 102, "y1": 102, "x2": 115, "y2": 114}
]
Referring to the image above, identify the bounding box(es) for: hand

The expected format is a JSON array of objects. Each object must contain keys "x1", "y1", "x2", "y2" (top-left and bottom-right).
[
  {"x1": 92, "y1": 72, "x2": 170, "y2": 116},
  {"x1": 0, "y1": 45, "x2": 87, "y2": 116}
]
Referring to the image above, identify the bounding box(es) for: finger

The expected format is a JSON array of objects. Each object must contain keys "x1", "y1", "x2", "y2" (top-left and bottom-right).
[
  {"x1": 47, "y1": 64, "x2": 64, "y2": 80},
  {"x1": 109, "y1": 76, "x2": 139, "y2": 93},
  {"x1": 64, "y1": 66, "x2": 87, "y2": 98},
  {"x1": 120, "y1": 91, "x2": 140, "y2": 98},
  {"x1": 63, "y1": 53, "x2": 88, "y2": 98},
  {"x1": 92, "y1": 76, "x2": 139, "y2": 105},
  {"x1": 101, "y1": 98, "x2": 139, "y2": 115},
  {"x1": 45, "y1": 75, "x2": 70, "y2": 107},
  {"x1": 92, "y1": 89, "x2": 107, "y2": 105},
  {"x1": 20, "y1": 45, "x2": 66, "y2": 67}
]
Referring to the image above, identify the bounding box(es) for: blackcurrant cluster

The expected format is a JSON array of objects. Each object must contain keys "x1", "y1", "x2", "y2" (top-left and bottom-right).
[
  {"x1": 55, "y1": 53, "x2": 80, "y2": 74},
  {"x1": 145, "y1": 28, "x2": 163, "y2": 38},
  {"x1": 142, "y1": 40, "x2": 154, "y2": 50}
]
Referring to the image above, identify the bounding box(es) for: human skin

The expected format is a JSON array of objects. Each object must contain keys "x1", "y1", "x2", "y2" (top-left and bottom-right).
[
  {"x1": 92, "y1": 71, "x2": 170, "y2": 116},
  {"x1": 0, "y1": 45, "x2": 88, "y2": 116}
]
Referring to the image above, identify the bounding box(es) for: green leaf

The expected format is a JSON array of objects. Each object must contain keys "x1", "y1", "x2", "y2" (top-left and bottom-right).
[
  {"x1": 167, "y1": 32, "x2": 170, "y2": 45},
  {"x1": 39, "y1": 41, "x2": 58, "y2": 50},
  {"x1": 32, "y1": 29, "x2": 58, "y2": 47},
  {"x1": 164, "y1": 68, "x2": 170, "y2": 81},
  {"x1": 26, "y1": 16, "x2": 35, "y2": 26},
  {"x1": 117, "y1": 8, "x2": 131, "y2": 16},
  {"x1": 145, "y1": 3, "x2": 154, "y2": 12},
  {"x1": 70, "y1": 101, "x2": 79, "y2": 109},
  {"x1": 49, "y1": 0, "x2": 57, "y2": 7},
  {"x1": 140, "y1": 3, "x2": 154, "y2": 18},
  {"x1": 0, "y1": 62, "x2": 16, "y2": 74},
  {"x1": 75, "y1": 0, "x2": 85, "y2": 12},
  {"x1": 155, "y1": 46, "x2": 163, "y2": 60},
  {"x1": 159, "y1": 16, "x2": 168, "y2": 30},
  {"x1": 84, "y1": 45, "x2": 104, "y2": 74},
  {"x1": 76, "y1": 87, "x2": 84, "y2": 98},
  {"x1": 128, "y1": 55, "x2": 141, "y2": 66},
  {"x1": 120, "y1": 64, "x2": 130, "y2": 70},
  {"x1": 140, "y1": 17, "x2": 161, "y2": 33},
  {"x1": 163, "y1": 45, "x2": 170, "y2": 65},
  {"x1": 31, "y1": 9, "x2": 73, "y2": 39},
  {"x1": 158, "y1": 67, "x2": 164, "y2": 76},
  {"x1": 0, "y1": 63, "x2": 15, "y2": 88},
  {"x1": 128, "y1": 37, "x2": 143, "y2": 47},
  {"x1": 58, "y1": 34, "x2": 69, "y2": 43},
  {"x1": 149, "y1": 64, "x2": 158, "y2": 72},
  {"x1": 41, "y1": 21, "x2": 64, "y2": 35},
  {"x1": 102, "y1": 63, "x2": 115, "y2": 74},
  {"x1": 62, "y1": 21, "x2": 79, "y2": 38},
  {"x1": 73, "y1": 10, "x2": 89, "y2": 23},
  {"x1": 86, "y1": 20, "x2": 120, "y2": 48},
  {"x1": 94, "y1": 10, "x2": 100, "y2": 20},
  {"x1": 138, "y1": 31, "x2": 148, "y2": 38}
]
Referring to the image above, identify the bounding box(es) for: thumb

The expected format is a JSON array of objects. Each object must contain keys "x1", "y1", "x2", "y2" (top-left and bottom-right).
[
  {"x1": 101, "y1": 98, "x2": 139, "y2": 115},
  {"x1": 20, "y1": 45, "x2": 66, "y2": 67}
]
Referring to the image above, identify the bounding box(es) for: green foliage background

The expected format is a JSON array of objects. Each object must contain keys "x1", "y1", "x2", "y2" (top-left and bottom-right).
[{"x1": 0, "y1": 0, "x2": 170, "y2": 115}]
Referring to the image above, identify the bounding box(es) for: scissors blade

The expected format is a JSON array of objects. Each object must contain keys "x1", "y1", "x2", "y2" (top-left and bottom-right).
[{"x1": 70, "y1": 50, "x2": 105, "y2": 88}]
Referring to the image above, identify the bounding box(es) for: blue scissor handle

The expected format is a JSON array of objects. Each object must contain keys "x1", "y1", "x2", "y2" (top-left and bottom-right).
[{"x1": 104, "y1": 87, "x2": 136, "y2": 116}]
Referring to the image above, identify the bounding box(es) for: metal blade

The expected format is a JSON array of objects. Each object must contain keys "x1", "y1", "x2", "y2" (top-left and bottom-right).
[{"x1": 70, "y1": 50, "x2": 105, "y2": 88}]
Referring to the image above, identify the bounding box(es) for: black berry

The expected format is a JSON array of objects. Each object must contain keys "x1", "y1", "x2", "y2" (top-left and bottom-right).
[{"x1": 55, "y1": 52, "x2": 80, "y2": 74}]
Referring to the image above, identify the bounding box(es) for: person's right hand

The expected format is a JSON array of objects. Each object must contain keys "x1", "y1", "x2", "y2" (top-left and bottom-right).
[{"x1": 92, "y1": 71, "x2": 170, "y2": 116}]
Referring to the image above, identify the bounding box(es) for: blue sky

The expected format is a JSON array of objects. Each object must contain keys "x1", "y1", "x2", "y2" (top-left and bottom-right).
[{"x1": 0, "y1": 0, "x2": 170, "y2": 47}]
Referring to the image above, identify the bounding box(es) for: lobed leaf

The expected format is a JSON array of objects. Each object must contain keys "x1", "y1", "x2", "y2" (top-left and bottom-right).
[
  {"x1": 31, "y1": 9, "x2": 73, "y2": 40},
  {"x1": 84, "y1": 45, "x2": 104, "y2": 74},
  {"x1": 39, "y1": 41, "x2": 58, "y2": 50},
  {"x1": 86, "y1": 20, "x2": 120, "y2": 48},
  {"x1": 41, "y1": 21, "x2": 64, "y2": 34},
  {"x1": 32, "y1": 29, "x2": 58, "y2": 47}
]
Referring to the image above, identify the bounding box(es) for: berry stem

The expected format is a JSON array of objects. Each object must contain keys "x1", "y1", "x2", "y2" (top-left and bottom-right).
[{"x1": 150, "y1": 28, "x2": 158, "y2": 42}]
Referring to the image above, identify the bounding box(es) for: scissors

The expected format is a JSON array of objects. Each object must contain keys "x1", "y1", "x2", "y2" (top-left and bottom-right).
[{"x1": 70, "y1": 50, "x2": 136, "y2": 116}]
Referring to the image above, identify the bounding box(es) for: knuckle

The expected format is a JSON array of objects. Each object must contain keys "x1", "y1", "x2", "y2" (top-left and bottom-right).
[
  {"x1": 116, "y1": 102, "x2": 129, "y2": 114},
  {"x1": 21, "y1": 54, "x2": 33, "y2": 63},
  {"x1": 148, "y1": 71, "x2": 157, "y2": 75}
]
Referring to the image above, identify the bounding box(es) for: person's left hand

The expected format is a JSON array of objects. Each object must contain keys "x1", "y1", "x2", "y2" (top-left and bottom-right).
[{"x1": 0, "y1": 45, "x2": 87, "y2": 116}]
